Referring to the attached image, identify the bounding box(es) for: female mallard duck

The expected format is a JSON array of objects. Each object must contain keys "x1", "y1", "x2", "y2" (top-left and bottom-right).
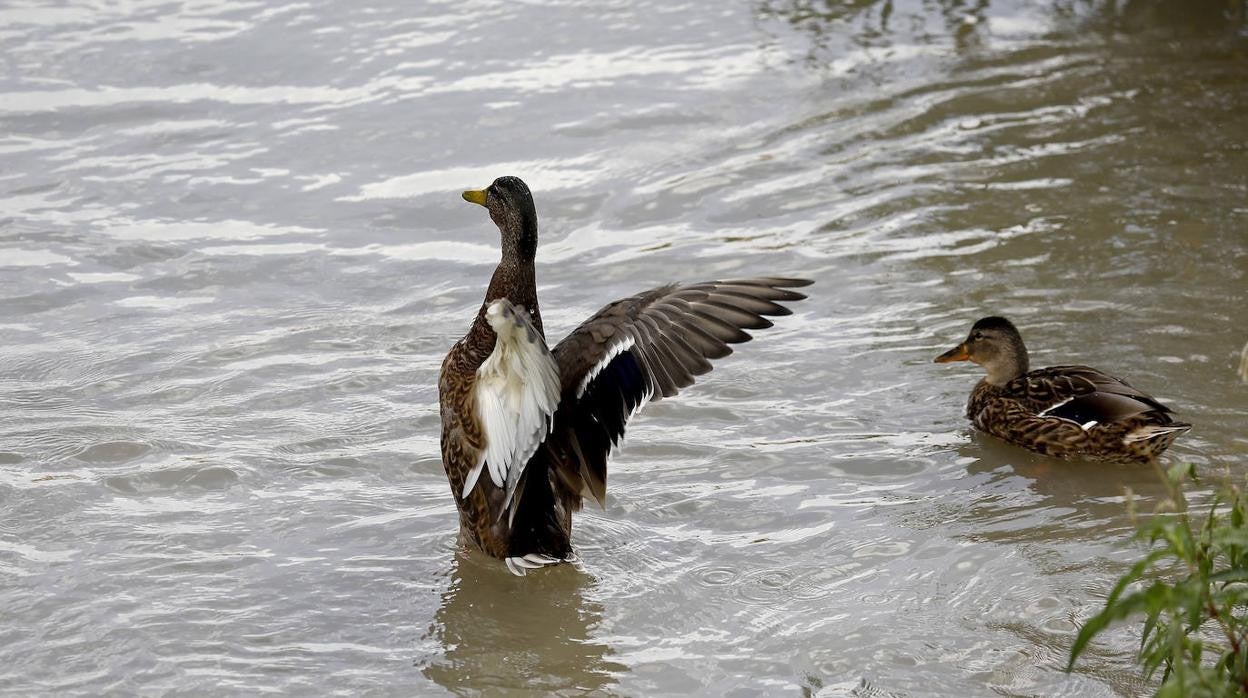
[
  {"x1": 934, "y1": 316, "x2": 1190, "y2": 462},
  {"x1": 439, "y1": 176, "x2": 810, "y2": 574}
]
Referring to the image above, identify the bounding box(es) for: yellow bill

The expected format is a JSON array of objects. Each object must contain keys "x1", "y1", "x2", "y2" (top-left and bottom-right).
[{"x1": 934, "y1": 343, "x2": 971, "y2": 363}]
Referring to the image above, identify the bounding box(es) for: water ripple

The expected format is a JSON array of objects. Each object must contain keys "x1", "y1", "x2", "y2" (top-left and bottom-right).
[{"x1": 0, "y1": 0, "x2": 1243, "y2": 695}]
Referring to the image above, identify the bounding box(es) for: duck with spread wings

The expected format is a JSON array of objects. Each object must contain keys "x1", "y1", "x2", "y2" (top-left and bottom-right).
[
  {"x1": 934, "y1": 316, "x2": 1190, "y2": 462},
  {"x1": 438, "y1": 176, "x2": 811, "y2": 575}
]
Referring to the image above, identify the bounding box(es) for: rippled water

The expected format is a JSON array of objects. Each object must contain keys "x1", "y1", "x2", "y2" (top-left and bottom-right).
[{"x1": 2, "y1": 0, "x2": 1245, "y2": 694}]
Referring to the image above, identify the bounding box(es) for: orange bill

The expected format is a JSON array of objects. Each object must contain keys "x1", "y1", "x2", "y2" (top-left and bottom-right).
[{"x1": 934, "y1": 343, "x2": 970, "y2": 363}]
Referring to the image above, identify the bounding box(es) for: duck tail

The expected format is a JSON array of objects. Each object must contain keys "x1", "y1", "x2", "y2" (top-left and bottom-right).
[
  {"x1": 500, "y1": 447, "x2": 577, "y2": 576},
  {"x1": 1123, "y1": 422, "x2": 1192, "y2": 444},
  {"x1": 504, "y1": 551, "x2": 579, "y2": 576}
]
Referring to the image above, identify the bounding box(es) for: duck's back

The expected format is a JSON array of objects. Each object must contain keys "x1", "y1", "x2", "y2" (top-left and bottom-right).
[{"x1": 999, "y1": 365, "x2": 1171, "y2": 421}]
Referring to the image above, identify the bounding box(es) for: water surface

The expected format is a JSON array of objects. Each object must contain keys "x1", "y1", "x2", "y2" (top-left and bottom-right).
[{"x1": 1, "y1": 0, "x2": 1246, "y2": 694}]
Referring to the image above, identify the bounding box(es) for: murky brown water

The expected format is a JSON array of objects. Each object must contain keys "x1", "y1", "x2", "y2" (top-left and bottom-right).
[{"x1": 1, "y1": 0, "x2": 1245, "y2": 695}]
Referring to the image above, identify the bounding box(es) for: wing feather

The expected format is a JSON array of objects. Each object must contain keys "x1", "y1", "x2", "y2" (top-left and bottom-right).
[
  {"x1": 692, "y1": 299, "x2": 774, "y2": 330},
  {"x1": 1010, "y1": 364, "x2": 1176, "y2": 426},
  {"x1": 688, "y1": 308, "x2": 753, "y2": 343}
]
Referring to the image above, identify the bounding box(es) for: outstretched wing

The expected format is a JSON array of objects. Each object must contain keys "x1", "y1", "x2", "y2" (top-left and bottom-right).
[{"x1": 544, "y1": 277, "x2": 811, "y2": 508}]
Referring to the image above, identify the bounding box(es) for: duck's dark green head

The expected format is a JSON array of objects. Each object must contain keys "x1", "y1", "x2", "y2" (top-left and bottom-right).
[
  {"x1": 462, "y1": 176, "x2": 538, "y2": 260},
  {"x1": 935, "y1": 316, "x2": 1030, "y2": 384}
]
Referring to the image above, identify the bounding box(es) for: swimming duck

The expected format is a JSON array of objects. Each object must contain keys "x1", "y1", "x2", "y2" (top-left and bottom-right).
[
  {"x1": 934, "y1": 316, "x2": 1189, "y2": 462},
  {"x1": 439, "y1": 176, "x2": 810, "y2": 574}
]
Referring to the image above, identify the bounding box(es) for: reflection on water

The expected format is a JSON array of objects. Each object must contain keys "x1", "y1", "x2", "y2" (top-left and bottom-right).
[
  {"x1": 956, "y1": 437, "x2": 1169, "y2": 545},
  {"x1": 759, "y1": 0, "x2": 1247, "y2": 44},
  {"x1": 1, "y1": 0, "x2": 1245, "y2": 694},
  {"x1": 1055, "y1": 0, "x2": 1247, "y2": 35},
  {"x1": 422, "y1": 552, "x2": 623, "y2": 694},
  {"x1": 757, "y1": 0, "x2": 997, "y2": 60}
]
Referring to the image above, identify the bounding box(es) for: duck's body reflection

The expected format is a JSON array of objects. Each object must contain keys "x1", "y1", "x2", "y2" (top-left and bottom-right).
[
  {"x1": 956, "y1": 432, "x2": 1181, "y2": 545},
  {"x1": 422, "y1": 550, "x2": 625, "y2": 694}
]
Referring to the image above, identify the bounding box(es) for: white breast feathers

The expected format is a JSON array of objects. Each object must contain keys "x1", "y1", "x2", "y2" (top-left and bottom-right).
[{"x1": 462, "y1": 299, "x2": 561, "y2": 517}]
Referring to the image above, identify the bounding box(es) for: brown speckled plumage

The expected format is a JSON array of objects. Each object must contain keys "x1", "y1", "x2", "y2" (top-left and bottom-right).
[
  {"x1": 438, "y1": 176, "x2": 811, "y2": 571},
  {"x1": 936, "y1": 316, "x2": 1189, "y2": 463}
]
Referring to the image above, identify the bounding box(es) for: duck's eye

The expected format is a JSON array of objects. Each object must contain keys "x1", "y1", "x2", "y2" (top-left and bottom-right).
[{"x1": 972, "y1": 332, "x2": 984, "y2": 340}]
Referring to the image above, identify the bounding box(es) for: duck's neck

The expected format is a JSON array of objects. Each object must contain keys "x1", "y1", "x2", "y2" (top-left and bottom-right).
[
  {"x1": 456, "y1": 256, "x2": 542, "y2": 371},
  {"x1": 501, "y1": 219, "x2": 538, "y2": 262},
  {"x1": 983, "y1": 344, "x2": 1029, "y2": 386},
  {"x1": 482, "y1": 256, "x2": 541, "y2": 335}
]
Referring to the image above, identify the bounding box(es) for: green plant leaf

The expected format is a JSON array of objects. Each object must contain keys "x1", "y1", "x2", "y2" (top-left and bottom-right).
[
  {"x1": 1070, "y1": 465, "x2": 1248, "y2": 694},
  {"x1": 1068, "y1": 576, "x2": 1172, "y2": 672}
]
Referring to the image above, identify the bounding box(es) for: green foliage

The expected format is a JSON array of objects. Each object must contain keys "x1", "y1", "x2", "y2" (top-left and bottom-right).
[{"x1": 1068, "y1": 463, "x2": 1248, "y2": 696}]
